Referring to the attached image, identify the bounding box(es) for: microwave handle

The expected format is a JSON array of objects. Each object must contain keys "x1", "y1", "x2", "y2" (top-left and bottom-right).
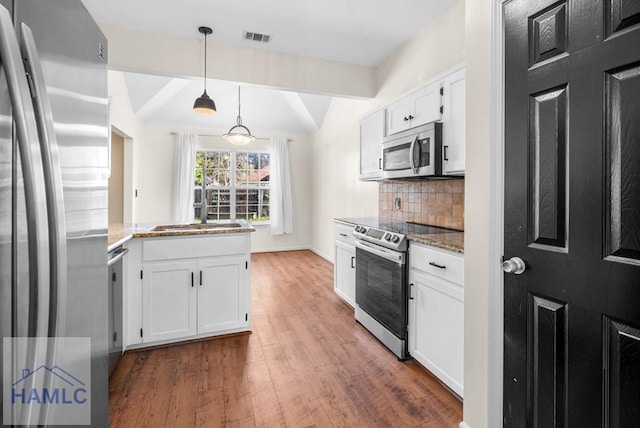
[{"x1": 409, "y1": 135, "x2": 418, "y2": 173}]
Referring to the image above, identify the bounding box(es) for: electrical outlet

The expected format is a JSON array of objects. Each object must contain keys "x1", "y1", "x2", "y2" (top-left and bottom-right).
[{"x1": 395, "y1": 197, "x2": 401, "y2": 210}]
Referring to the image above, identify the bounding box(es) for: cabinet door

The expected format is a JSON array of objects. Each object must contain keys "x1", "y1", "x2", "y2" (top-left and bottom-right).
[
  {"x1": 142, "y1": 261, "x2": 197, "y2": 343},
  {"x1": 359, "y1": 109, "x2": 384, "y2": 180},
  {"x1": 386, "y1": 97, "x2": 412, "y2": 136},
  {"x1": 334, "y1": 240, "x2": 356, "y2": 307},
  {"x1": 441, "y1": 68, "x2": 465, "y2": 175},
  {"x1": 197, "y1": 257, "x2": 248, "y2": 334},
  {"x1": 409, "y1": 270, "x2": 463, "y2": 397},
  {"x1": 410, "y1": 82, "x2": 442, "y2": 127}
]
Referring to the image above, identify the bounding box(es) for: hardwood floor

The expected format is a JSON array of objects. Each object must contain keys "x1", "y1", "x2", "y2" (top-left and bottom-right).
[{"x1": 109, "y1": 250, "x2": 463, "y2": 427}]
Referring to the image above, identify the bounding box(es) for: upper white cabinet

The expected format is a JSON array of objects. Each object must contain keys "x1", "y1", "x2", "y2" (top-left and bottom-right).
[
  {"x1": 441, "y1": 68, "x2": 466, "y2": 175},
  {"x1": 386, "y1": 82, "x2": 442, "y2": 136},
  {"x1": 359, "y1": 109, "x2": 385, "y2": 181}
]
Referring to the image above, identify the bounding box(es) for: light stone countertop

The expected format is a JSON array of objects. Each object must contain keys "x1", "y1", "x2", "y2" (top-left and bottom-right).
[{"x1": 107, "y1": 220, "x2": 255, "y2": 252}]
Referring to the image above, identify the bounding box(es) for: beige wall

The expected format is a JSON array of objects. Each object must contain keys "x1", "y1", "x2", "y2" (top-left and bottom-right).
[
  {"x1": 310, "y1": 0, "x2": 466, "y2": 261},
  {"x1": 463, "y1": 0, "x2": 493, "y2": 427},
  {"x1": 108, "y1": 132, "x2": 124, "y2": 224},
  {"x1": 108, "y1": 70, "x2": 312, "y2": 252},
  {"x1": 102, "y1": 24, "x2": 376, "y2": 98}
]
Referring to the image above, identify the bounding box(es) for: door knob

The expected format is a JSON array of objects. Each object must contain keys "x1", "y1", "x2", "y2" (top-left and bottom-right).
[{"x1": 502, "y1": 257, "x2": 526, "y2": 275}]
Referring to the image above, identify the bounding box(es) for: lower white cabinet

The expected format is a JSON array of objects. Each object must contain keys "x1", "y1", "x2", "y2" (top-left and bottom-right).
[
  {"x1": 197, "y1": 256, "x2": 248, "y2": 334},
  {"x1": 408, "y1": 242, "x2": 464, "y2": 397},
  {"x1": 334, "y1": 222, "x2": 356, "y2": 307},
  {"x1": 143, "y1": 261, "x2": 197, "y2": 343},
  {"x1": 128, "y1": 233, "x2": 251, "y2": 348}
]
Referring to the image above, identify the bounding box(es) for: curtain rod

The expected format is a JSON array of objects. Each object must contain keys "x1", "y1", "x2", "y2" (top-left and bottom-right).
[{"x1": 170, "y1": 131, "x2": 291, "y2": 142}]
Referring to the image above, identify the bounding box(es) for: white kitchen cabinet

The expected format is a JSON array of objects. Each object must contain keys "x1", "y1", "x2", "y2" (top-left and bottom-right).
[
  {"x1": 386, "y1": 82, "x2": 442, "y2": 136},
  {"x1": 359, "y1": 109, "x2": 384, "y2": 180},
  {"x1": 128, "y1": 233, "x2": 251, "y2": 348},
  {"x1": 197, "y1": 256, "x2": 248, "y2": 334},
  {"x1": 408, "y1": 242, "x2": 464, "y2": 397},
  {"x1": 142, "y1": 260, "x2": 197, "y2": 343},
  {"x1": 334, "y1": 222, "x2": 356, "y2": 307},
  {"x1": 441, "y1": 68, "x2": 465, "y2": 175}
]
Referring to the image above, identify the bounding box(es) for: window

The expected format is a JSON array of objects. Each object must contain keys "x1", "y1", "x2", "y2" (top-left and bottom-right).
[{"x1": 194, "y1": 150, "x2": 270, "y2": 224}]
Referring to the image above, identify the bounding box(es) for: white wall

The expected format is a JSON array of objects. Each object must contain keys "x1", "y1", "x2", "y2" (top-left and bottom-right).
[
  {"x1": 463, "y1": 1, "x2": 492, "y2": 427},
  {"x1": 309, "y1": 0, "x2": 466, "y2": 261},
  {"x1": 310, "y1": 98, "x2": 380, "y2": 260},
  {"x1": 102, "y1": 24, "x2": 376, "y2": 98},
  {"x1": 108, "y1": 70, "x2": 312, "y2": 252}
]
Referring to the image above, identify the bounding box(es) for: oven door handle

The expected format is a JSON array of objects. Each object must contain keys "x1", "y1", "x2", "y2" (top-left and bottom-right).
[{"x1": 355, "y1": 240, "x2": 405, "y2": 265}]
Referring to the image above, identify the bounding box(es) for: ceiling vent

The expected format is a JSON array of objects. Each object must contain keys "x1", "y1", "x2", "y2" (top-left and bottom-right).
[{"x1": 244, "y1": 31, "x2": 271, "y2": 43}]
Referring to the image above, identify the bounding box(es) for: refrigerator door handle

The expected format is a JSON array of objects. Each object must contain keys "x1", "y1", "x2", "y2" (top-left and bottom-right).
[
  {"x1": 20, "y1": 22, "x2": 68, "y2": 339},
  {"x1": 0, "y1": 4, "x2": 50, "y2": 339}
]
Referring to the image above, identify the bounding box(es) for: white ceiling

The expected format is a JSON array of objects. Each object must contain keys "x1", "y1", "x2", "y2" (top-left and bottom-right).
[{"x1": 83, "y1": 0, "x2": 456, "y2": 134}]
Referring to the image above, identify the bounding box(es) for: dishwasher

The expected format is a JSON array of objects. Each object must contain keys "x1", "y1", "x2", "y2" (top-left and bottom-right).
[{"x1": 107, "y1": 245, "x2": 128, "y2": 375}]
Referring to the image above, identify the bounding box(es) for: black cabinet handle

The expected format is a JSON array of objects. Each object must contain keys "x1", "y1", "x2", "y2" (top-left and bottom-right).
[
  {"x1": 409, "y1": 283, "x2": 414, "y2": 300},
  {"x1": 403, "y1": 116, "x2": 409, "y2": 122},
  {"x1": 379, "y1": 158, "x2": 382, "y2": 170},
  {"x1": 429, "y1": 262, "x2": 446, "y2": 269},
  {"x1": 408, "y1": 115, "x2": 414, "y2": 120},
  {"x1": 444, "y1": 145, "x2": 449, "y2": 161},
  {"x1": 339, "y1": 233, "x2": 348, "y2": 237},
  {"x1": 191, "y1": 272, "x2": 194, "y2": 287},
  {"x1": 199, "y1": 270, "x2": 203, "y2": 286},
  {"x1": 351, "y1": 256, "x2": 356, "y2": 269}
]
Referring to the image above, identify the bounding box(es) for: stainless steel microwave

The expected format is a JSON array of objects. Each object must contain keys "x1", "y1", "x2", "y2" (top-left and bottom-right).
[{"x1": 382, "y1": 122, "x2": 442, "y2": 179}]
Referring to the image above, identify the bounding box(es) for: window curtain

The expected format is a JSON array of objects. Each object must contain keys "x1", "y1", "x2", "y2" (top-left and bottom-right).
[
  {"x1": 270, "y1": 137, "x2": 293, "y2": 235},
  {"x1": 172, "y1": 132, "x2": 197, "y2": 223}
]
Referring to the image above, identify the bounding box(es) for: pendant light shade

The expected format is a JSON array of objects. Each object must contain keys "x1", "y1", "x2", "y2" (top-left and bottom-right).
[
  {"x1": 223, "y1": 86, "x2": 255, "y2": 145},
  {"x1": 193, "y1": 26, "x2": 216, "y2": 115}
]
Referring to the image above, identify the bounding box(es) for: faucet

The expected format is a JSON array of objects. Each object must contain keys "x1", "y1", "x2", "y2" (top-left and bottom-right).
[{"x1": 194, "y1": 163, "x2": 208, "y2": 223}]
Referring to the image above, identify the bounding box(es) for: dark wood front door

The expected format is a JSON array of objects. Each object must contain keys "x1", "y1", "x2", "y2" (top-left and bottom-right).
[{"x1": 504, "y1": 0, "x2": 640, "y2": 426}]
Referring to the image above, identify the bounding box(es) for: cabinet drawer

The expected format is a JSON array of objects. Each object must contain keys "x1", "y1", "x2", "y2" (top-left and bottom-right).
[
  {"x1": 409, "y1": 242, "x2": 463, "y2": 285},
  {"x1": 334, "y1": 223, "x2": 356, "y2": 246},
  {"x1": 143, "y1": 234, "x2": 248, "y2": 261}
]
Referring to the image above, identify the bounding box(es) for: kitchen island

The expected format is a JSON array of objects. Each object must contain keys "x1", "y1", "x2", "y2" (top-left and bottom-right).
[{"x1": 112, "y1": 220, "x2": 255, "y2": 350}]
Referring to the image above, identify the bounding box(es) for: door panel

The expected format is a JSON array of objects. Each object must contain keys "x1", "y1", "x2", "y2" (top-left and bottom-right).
[
  {"x1": 529, "y1": 85, "x2": 567, "y2": 249},
  {"x1": 505, "y1": 0, "x2": 640, "y2": 426},
  {"x1": 197, "y1": 257, "x2": 247, "y2": 334},
  {"x1": 605, "y1": 65, "x2": 640, "y2": 262}
]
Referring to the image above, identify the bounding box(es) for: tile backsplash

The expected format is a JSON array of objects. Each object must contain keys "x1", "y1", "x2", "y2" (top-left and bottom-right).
[{"x1": 379, "y1": 179, "x2": 464, "y2": 230}]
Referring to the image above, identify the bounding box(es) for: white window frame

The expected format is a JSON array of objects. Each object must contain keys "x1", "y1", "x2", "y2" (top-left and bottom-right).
[{"x1": 195, "y1": 149, "x2": 271, "y2": 225}]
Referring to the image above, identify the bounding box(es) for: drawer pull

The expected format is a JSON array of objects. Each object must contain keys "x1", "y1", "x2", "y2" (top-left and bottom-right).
[
  {"x1": 351, "y1": 256, "x2": 356, "y2": 269},
  {"x1": 339, "y1": 233, "x2": 348, "y2": 237},
  {"x1": 429, "y1": 262, "x2": 446, "y2": 269}
]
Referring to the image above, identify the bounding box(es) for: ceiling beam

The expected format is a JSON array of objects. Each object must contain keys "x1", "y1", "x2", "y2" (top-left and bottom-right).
[{"x1": 100, "y1": 24, "x2": 377, "y2": 99}]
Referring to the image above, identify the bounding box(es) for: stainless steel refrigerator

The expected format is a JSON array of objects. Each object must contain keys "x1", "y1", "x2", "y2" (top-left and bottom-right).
[{"x1": 0, "y1": 0, "x2": 109, "y2": 426}]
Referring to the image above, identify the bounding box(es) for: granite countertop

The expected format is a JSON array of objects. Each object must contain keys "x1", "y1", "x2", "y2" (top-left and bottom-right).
[
  {"x1": 108, "y1": 220, "x2": 255, "y2": 252},
  {"x1": 334, "y1": 217, "x2": 464, "y2": 254}
]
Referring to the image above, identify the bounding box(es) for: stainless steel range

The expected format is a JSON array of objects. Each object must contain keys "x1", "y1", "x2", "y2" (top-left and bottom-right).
[
  {"x1": 352, "y1": 221, "x2": 457, "y2": 360},
  {"x1": 353, "y1": 223, "x2": 409, "y2": 359}
]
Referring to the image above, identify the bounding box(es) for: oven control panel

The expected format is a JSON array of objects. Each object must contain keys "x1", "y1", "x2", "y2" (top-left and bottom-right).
[{"x1": 353, "y1": 225, "x2": 407, "y2": 251}]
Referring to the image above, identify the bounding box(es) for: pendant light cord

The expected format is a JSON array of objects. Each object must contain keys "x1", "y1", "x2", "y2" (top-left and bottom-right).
[
  {"x1": 237, "y1": 86, "x2": 243, "y2": 125},
  {"x1": 203, "y1": 32, "x2": 207, "y2": 91}
]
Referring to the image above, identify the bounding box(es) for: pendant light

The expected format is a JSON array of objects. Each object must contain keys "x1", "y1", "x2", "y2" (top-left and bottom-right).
[
  {"x1": 193, "y1": 26, "x2": 216, "y2": 114},
  {"x1": 223, "y1": 86, "x2": 255, "y2": 145}
]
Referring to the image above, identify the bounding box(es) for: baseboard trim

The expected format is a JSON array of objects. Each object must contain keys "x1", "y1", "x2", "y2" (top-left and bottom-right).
[
  {"x1": 459, "y1": 422, "x2": 471, "y2": 428},
  {"x1": 250, "y1": 245, "x2": 311, "y2": 254},
  {"x1": 309, "y1": 247, "x2": 333, "y2": 263}
]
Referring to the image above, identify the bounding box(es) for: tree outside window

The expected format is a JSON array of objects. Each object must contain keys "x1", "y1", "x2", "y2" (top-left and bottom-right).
[{"x1": 195, "y1": 150, "x2": 270, "y2": 223}]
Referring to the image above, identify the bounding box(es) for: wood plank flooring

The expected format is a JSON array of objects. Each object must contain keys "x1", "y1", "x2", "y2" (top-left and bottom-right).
[{"x1": 109, "y1": 250, "x2": 463, "y2": 427}]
